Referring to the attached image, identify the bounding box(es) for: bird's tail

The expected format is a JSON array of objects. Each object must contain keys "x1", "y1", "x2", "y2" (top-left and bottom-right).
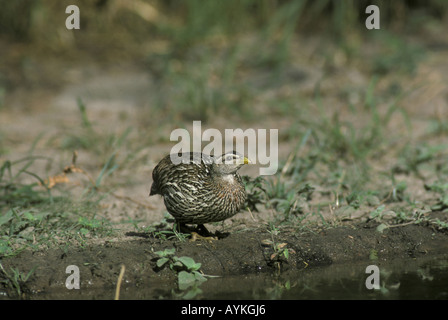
[{"x1": 149, "y1": 182, "x2": 159, "y2": 196}]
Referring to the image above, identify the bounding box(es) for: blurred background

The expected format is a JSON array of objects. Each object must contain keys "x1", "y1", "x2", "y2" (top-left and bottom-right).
[
  {"x1": 1, "y1": 0, "x2": 447, "y2": 122},
  {"x1": 0, "y1": 0, "x2": 448, "y2": 233}
]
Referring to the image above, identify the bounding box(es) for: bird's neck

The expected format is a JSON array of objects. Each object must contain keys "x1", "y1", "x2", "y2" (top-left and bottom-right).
[{"x1": 220, "y1": 174, "x2": 236, "y2": 183}]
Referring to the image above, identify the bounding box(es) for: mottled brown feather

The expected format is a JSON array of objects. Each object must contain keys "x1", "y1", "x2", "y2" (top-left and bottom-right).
[{"x1": 150, "y1": 152, "x2": 248, "y2": 224}]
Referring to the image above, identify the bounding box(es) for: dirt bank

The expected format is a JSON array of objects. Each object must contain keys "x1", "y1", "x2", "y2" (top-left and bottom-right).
[{"x1": 1, "y1": 214, "x2": 447, "y2": 299}]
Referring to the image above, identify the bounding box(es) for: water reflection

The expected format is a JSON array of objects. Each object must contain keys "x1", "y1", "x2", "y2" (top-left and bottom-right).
[
  {"x1": 8, "y1": 255, "x2": 448, "y2": 299},
  {"x1": 198, "y1": 255, "x2": 448, "y2": 300}
]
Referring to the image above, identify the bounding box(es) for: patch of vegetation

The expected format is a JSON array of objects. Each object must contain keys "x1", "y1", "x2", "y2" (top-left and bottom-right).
[
  {"x1": 0, "y1": 149, "x2": 118, "y2": 257},
  {"x1": 0, "y1": 263, "x2": 36, "y2": 298},
  {"x1": 371, "y1": 32, "x2": 425, "y2": 75},
  {"x1": 59, "y1": 99, "x2": 134, "y2": 161},
  {"x1": 242, "y1": 175, "x2": 267, "y2": 212},
  {"x1": 393, "y1": 143, "x2": 447, "y2": 178},
  {"x1": 262, "y1": 224, "x2": 295, "y2": 272},
  {"x1": 425, "y1": 181, "x2": 448, "y2": 212},
  {"x1": 154, "y1": 248, "x2": 209, "y2": 299}
]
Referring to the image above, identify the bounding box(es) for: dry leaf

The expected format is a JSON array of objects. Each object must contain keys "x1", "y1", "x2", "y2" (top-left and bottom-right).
[{"x1": 42, "y1": 174, "x2": 69, "y2": 189}]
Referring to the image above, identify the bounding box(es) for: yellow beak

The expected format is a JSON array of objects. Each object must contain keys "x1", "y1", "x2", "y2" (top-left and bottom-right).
[{"x1": 243, "y1": 157, "x2": 251, "y2": 164}]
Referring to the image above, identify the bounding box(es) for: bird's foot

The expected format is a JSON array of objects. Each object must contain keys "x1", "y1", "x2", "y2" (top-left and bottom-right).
[
  {"x1": 175, "y1": 223, "x2": 219, "y2": 241},
  {"x1": 190, "y1": 224, "x2": 217, "y2": 242},
  {"x1": 189, "y1": 231, "x2": 218, "y2": 242}
]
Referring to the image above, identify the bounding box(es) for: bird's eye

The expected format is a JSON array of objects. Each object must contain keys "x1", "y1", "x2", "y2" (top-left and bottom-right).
[{"x1": 226, "y1": 155, "x2": 233, "y2": 162}]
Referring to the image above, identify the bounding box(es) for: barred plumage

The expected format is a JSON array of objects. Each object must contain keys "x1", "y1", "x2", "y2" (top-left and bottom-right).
[{"x1": 150, "y1": 151, "x2": 250, "y2": 226}]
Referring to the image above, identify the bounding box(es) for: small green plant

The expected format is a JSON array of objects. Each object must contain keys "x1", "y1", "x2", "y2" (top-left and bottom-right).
[
  {"x1": 369, "y1": 205, "x2": 387, "y2": 221},
  {"x1": 0, "y1": 263, "x2": 36, "y2": 298},
  {"x1": 77, "y1": 215, "x2": 112, "y2": 237},
  {"x1": 394, "y1": 144, "x2": 446, "y2": 178},
  {"x1": 427, "y1": 116, "x2": 448, "y2": 136},
  {"x1": 371, "y1": 32, "x2": 425, "y2": 75},
  {"x1": 266, "y1": 181, "x2": 314, "y2": 223},
  {"x1": 145, "y1": 214, "x2": 190, "y2": 242},
  {"x1": 154, "y1": 248, "x2": 208, "y2": 297},
  {"x1": 424, "y1": 181, "x2": 448, "y2": 212},
  {"x1": 242, "y1": 175, "x2": 267, "y2": 212},
  {"x1": 0, "y1": 156, "x2": 53, "y2": 208},
  {"x1": 262, "y1": 224, "x2": 295, "y2": 271},
  {"x1": 372, "y1": 205, "x2": 432, "y2": 234},
  {"x1": 432, "y1": 219, "x2": 448, "y2": 230},
  {"x1": 0, "y1": 151, "x2": 117, "y2": 256}
]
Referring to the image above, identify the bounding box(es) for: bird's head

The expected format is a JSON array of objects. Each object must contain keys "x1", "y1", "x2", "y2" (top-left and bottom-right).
[{"x1": 212, "y1": 151, "x2": 251, "y2": 175}]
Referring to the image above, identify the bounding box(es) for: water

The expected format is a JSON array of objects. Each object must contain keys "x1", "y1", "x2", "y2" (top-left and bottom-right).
[
  {"x1": 7, "y1": 255, "x2": 448, "y2": 300},
  {"x1": 190, "y1": 256, "x2": 448, "y2": 300}
]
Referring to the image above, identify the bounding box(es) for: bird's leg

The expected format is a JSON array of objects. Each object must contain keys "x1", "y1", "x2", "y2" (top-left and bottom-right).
[
  {"x1": 189, "y1": 224, "x2": 218, "y2": 242},
  {"x1": 174, "y1": 221, "x2": 192, "y2": 234},
  {"x1": 196, "y1": 224, "x2": 211, "y2": 236},
  {"x1": 173, "y1": 221, "x2": 217, "y2": 241}
]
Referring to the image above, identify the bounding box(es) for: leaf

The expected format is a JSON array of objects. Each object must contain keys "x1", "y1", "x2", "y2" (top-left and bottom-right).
[
  {"x1": 0, "y1": 240, "x2": 13, "y2": 256},
  {"x1": 172, "y1": 261, "x2": 183, "y2": 269},
  {"x1": 276, "y1": 243, "x2": 287, "y2": 250},
  {"x1": 370, "y1": 205, "x2": 386, "y2": 219},
  {"x1": 182, "y1": 287, "x2": 203, "y2": 299},
  {"x1": 156, "y1": 257, "x2": 169, "y2": 268},
  {"x1": 193, "y1": 271, "x2": 207, "y2": 283},
  {"x1": 41, "y1": 173, "x2": 70, "y2": 189},
  {"x1": 177, "y1": 256, "x2": 201, "y2": 271},
  {"x1": 178, "y1": 271, "x2": 196, "y2": 290},
  {"x1": 369, "y1": 249, "x2": 378, "y2": 261},
  {"x1": 95, "y1": 153, "x2": 119, "y2": 187},
  {"x1": 261, "y1": 239, "x2": 273, "y2": 246},
  {"x1": 376, "y1": 223, "x2": 389, "y2": 233},
  {"x1": 23, "y1": 211, "x2": 37, "y2": 221},
  {"x1": 155, "y1": 248, "x2": 175, "y2": 257},
  {"x1": 0, "y1": 209, "x2": 13, "y2": 227},
  {"x1": 441, "y1": 194, "x2": 448, "y2": 206}
]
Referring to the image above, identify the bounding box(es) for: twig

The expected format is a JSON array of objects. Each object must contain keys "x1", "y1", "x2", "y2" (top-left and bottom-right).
[
  {"x1": 114, "y1": 264, "x2": 126, "y2": 300},
  {"x1": 386, "y1": 220, "x2": 416, "y2": 228},
  {"x1": 247, "y1": 206, "x2": 256, "y2": 221}
]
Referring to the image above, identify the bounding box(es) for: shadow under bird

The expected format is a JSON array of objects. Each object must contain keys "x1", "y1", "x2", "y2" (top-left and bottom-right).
[{"x1": 150, "y1": 151, "x2": 251, "y2": 234}]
